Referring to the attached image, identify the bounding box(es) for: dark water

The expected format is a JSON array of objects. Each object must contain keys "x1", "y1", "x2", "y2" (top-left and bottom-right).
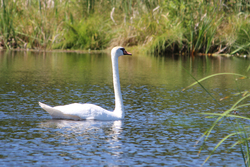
[{"x1": 0, "y1": 50, "x2": 249, "y2": 166}]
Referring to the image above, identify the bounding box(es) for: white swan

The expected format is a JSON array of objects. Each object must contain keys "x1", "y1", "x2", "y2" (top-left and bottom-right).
[{"x1": 39, "y1": 46, "x2": 132, "y2": 121}]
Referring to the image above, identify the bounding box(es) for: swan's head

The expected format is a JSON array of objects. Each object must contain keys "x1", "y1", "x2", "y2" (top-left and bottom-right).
[{"x1": 111, "y1": 46, "x2": 132, "y2": 57}]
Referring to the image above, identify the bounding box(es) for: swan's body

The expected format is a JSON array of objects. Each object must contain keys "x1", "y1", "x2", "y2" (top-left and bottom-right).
[{"x1": 39, "y1": 46, "x2": 131, "y2": 121}]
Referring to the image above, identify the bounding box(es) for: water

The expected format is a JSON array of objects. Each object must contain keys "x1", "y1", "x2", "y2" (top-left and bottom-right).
[{"x1": 0, "y1": 50, "x2": 249, "y2": 166}]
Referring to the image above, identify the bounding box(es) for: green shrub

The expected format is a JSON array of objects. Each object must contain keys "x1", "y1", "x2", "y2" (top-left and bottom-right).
[{"x1": 54, "y1": 17, "x2": 111, "y2": 50}]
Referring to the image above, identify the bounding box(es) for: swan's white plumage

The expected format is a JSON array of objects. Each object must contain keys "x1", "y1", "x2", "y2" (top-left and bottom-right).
[{"x1": 39, "y1": 46, "x2": 131, "y2": 121}]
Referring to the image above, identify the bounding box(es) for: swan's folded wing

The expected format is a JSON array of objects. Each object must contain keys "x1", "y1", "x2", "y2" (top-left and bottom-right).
[{"x1": 39, "y1": 102, "x2": 82, "y2": 120}]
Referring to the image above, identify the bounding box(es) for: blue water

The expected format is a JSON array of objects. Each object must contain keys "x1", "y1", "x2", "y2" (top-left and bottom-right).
[{"x1": 0, "y1": 51, "x2": 249, "y2": 166}]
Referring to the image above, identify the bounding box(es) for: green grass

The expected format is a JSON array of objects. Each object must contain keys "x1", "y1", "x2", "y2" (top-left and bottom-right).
[
  {"x1": 53, "y1": 17, "x2": 111, "y2": 50},
  {"x1": 0, "y1": 0, "x2": 16, "y2": 48},
  {"x1": 0, "y1": 0, "x2": 250, "y2": 55},
  {"x1": 183, "y1": 68, "x2": 250, "y2": 166}
]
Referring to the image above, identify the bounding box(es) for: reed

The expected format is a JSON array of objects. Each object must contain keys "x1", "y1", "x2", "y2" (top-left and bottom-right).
[
  {"x1": 0, "y1": 0, "x2": 16, "y2": 48},
  {"x1": 231, "y1": 19, "x2": 250, "y2": 55},
  {"x1": 54, "y1": 16, "x2": 111, "y2": 50},
  {"x1": 0, "y1": 0, "x2": 249, "y2": 55},
  {"x1": 183, "y1": 69, "x2": 250, "y2": 166}
]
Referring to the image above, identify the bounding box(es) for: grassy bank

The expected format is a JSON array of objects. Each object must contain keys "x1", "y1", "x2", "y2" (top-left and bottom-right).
[{"x1": 0, "y1": 0, "x2": 250, "y2": 55}]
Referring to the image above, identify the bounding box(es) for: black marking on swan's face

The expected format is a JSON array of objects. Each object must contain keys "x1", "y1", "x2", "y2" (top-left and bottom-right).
[{"x1": 119, "y1": 47, "x2": 132, "y2": 55}]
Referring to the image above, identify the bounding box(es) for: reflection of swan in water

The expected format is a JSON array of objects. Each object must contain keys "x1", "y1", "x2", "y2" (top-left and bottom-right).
[
  {"x1": 39, "y1": 47, "x2": 131, "y2": 121},
  {"x1": 40, "y1": 120, "x2": 123, "y2": 157},
  {"x1": 40, "y1": 120, "x2": 122, "y2": 136}
]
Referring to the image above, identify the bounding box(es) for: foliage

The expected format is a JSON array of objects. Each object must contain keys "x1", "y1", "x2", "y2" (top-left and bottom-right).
[
  {"x1": 183, "y1": 67, "x2": 250, "y2": 166},
  {"x1": 231, "y1": 20, "x2": 250, "y2": 55},
  {"x1": 54, "y1": 17, "x2": 111, "y2": 50},
  {"x1": 0, "y1": 0, "x2": 16, "y2": 48},
  {"x1": 0, "y1": 0, "x2": 250, "y2": 55}
]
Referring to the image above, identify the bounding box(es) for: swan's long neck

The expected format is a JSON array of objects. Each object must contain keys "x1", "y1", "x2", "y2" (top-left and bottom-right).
[{"x1": 112, "y1": 55, "x2": 124, "y2": 118}]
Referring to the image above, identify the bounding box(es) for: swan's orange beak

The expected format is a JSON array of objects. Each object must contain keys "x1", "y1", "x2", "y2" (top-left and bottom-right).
[{"x1": 124, "y1": 50, "x2": 132, "y2": 55}]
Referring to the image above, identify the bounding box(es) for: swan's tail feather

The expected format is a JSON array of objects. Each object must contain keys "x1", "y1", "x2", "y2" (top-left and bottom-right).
[
  {"x1": 39, "y1": 102, "x2": 65, "y2": 119},
  {"x1": 38, "y1": 102, "x2": 82, "y2": 120}
]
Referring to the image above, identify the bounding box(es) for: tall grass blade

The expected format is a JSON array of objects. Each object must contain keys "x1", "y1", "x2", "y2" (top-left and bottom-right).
[
  {"x1": 231, "y1": 43, "x2": 250, "y2": 55},
  {"x1": 182, "y1": 73, "x2": 246, "y2": 91},
  {"x1": 201, "y1": 132, "x2": 240, "y2": 166},
  {"x1": 199, "y1": 113, "x2": 250, "y2": 121}
]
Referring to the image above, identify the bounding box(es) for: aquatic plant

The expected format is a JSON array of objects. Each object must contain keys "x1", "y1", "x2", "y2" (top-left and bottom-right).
[
  {"x1": 183, "y1": 67, "x2": 250, "y2": 166},
  {"x1": 52, "y1": 16, "x2": 103, "y2": 49},
  {"x1": 231, "y1": 19, "x2": 250, "y2": 55},
  {"x1": 0, "y1": 0, "x2": 16, "y2": 48},
  {"x1": 0, "y1": 0, "x2": 250, "y2": 55}
]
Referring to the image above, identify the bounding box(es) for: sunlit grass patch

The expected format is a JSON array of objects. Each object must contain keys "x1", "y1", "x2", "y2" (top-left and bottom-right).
[
  {"x1": 0, "y1": 0, "x2": 250, "y2": 55},
  {"x1": 54, "y1": 17, "x2": 111, "y2": 50}
]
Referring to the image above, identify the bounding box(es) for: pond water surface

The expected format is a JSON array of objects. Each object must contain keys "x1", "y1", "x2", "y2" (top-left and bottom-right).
[{"x1": 0, "y1": 50, "x2": 249, "y2": 166}]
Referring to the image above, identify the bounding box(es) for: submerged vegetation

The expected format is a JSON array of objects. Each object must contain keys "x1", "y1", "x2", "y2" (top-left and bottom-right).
[{"x1": 0, "y1": 0, "x2": 250, "y2": 55}]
